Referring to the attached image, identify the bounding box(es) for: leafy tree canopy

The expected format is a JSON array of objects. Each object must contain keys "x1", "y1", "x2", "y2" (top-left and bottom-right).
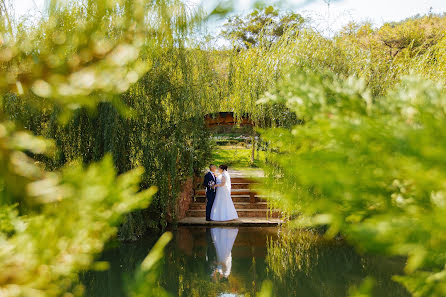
[
  {"x1": 221, "y1": 6, "x2": 304, "y2": 48},
  {"x1": 338, "y1": 14, "x2": 446, "y2": 58}
]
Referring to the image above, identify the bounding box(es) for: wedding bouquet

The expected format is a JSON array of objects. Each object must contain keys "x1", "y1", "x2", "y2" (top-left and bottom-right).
[{"x1": 208, "y1": 180, "x2": 215, "y2": 187}]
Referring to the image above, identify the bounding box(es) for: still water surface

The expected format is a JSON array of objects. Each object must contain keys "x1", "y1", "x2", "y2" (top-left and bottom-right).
[{"x1": 83, "y1": 226, "x2": 410, "y2": 297}]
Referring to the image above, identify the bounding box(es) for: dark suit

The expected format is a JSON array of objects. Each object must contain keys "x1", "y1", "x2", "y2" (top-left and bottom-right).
[
  {"x1": 205, "y1": 228, "x2": 216, "y2": 273},
  {"x1": 203, "y1": 171, "x2": 217, "y2": 221}
]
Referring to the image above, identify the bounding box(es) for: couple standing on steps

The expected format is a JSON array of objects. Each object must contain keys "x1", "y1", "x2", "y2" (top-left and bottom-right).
[{"x1": 203, "y1": 164, "x2": 239, "y2": 222}]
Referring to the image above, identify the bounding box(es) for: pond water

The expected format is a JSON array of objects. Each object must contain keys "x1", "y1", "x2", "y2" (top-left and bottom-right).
[{"x1": 83, "y1": 226, "x2": 410, "y2": 297}]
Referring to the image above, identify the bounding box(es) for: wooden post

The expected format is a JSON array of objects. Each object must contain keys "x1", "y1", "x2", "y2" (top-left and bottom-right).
[{"x1": 250, "y1": 135, "x2": 255, "y2": 165}]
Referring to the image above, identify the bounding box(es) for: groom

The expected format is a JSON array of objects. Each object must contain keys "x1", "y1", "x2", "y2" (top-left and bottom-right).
[{"x1": 203, "y1": 164, "x2": 217, "y2": 221}]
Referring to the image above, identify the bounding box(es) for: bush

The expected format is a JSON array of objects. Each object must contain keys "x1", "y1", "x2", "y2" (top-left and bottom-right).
[{"x1": 261, "y1": 66, "x2": 446, "y2": 297}]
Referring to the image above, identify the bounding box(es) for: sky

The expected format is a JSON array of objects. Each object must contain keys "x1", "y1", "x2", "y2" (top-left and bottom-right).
[
  {"x1": 14, "y1": 0, "x2": 45, "y2": 21},
  {"x1": 14, "y1": 0, "x2": 446, "y2": 34},
  {"x1": 298, "y1": 0, "x2": 446, "y2": 33}
]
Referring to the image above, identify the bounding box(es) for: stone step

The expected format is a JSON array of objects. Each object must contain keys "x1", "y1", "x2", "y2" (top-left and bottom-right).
[
  {"x1": 231, "y1": 183, "x2": 252, "y2": 189},
  {"x1": 230, "y1": 177, "x2": 254, "y2": 183},
  {"x1": 178, "y1": 217, "x2": 283, "y2": 226},
  {"x1": 195, "y1": 188, "x2": 254, "y2": 196},
  {"x1": 189, "y1": 202, "x2": 269, "y2": 210},
  {"x1": 186, "y1": 209, "x2": 281, "y2": 218},
  {"x1": 193, "y1": 195, "x2": 265, "y2": 203}
]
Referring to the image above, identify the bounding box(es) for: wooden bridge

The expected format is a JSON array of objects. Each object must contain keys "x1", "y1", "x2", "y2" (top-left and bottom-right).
[
  {"x1": 204, "y1": 112, "x2": 252, "y2": 128},
  {"x1": 178, "y1": 170, "x2": 283, "y2": 226}
]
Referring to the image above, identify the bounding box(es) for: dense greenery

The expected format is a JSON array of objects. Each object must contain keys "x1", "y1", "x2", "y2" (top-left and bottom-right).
[
  {"x1": 211, "y1": 145, "x2": 266, "y2": 168},
  {"x1": 2, "y1": 0, "x2": 220, "y2": 237},
  {"x1": 4, "y1": 49, "x2": 215, "y2": 237},
  {"x1": 222, "y1": 6, "x2": 304, "y2": 49},
  {"x1": 1, "y1": 0, "x2": 446, "y2": 296},
  {"x1": 263, "y1": 68, "x2": 446, "y2": 297},
  {"x1": 224, "y1": 11, "x2": 446, "y2": 108},
  {"x1": 256, "y1": 13, "x2": 446, "y2": 297},
  {"x1": 0, "y1": 0, "x2": 212, "y2": 296}
]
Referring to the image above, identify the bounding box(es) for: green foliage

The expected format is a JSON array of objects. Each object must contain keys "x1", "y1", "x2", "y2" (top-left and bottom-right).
[
  {"x1": 348, "y1": 278, "x2": 375, "y2": 297},
  {"x1": 225, "y1": 13, "x2": 446, "y2": 118},
  {"x1": 211, "y1": 145, "x2": 265, "y2": 168},
  {"x1": 335, "y1": 15, "x2": 446, "y2": 96},
  {"x1": 5, "y1": 76, "x2": 214, "y2": 235},
  {"x1": 378, "y1": 15, "x2": 446, "y2": 57},
  {"x1": 2, "y1": 0, "x2": 216, "y2": 236},
  {"x1": 129, "y1": 232, "x2": 173, "y2": 297},
  {"x1": 0, "y1": 204, "x2": 18, "y2": 236},
  {"x1": 0, "y1": 0, "x2": 151, "y2": 106},
  {"x1": 1, "y1": 0, "x2": 446, "y2": 296},
  {"x1": 261, "y1": 65, "x2": 446, "y2": 297},
  {"x1": 223, "y1": 19, "x2": 446, "y2": 297},
  {"x1": 256, "y1": 281, "x2": 273, "y2": 297},
  {"x1": 0, "y1": 0, "x2": 212, "y2": 296},
  {"x1": 0, "y1": 155, "x2": 158, "y2": 297},
  {"x1": 222, "y1": 6, "x2": 304, "y2": 48},
  {"x1": 222, "y1": 10, "x2": 446, "y2": 297},
  {"x1": 221, "y1": 40, "x2": 299, "y2": 124}
]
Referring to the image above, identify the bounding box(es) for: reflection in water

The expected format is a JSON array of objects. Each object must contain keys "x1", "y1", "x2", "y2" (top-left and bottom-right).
[
  {"x1": 266, "y1": 229, "x2": 410, "y2": 297},
  {"x1": 83, "y1": 227, "x2": 410, "y2": 297},
  {"x1": 211, "y1": 227, "x2": 239, "y2": 279}
]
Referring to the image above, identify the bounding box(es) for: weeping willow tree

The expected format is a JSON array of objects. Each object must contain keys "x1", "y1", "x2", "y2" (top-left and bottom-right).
[
  {"x1": 208, "y1": 9, "x2": 305, "y2": 164},
  {"x1": 219, "y1": 11, "x2": 446, "y2": 165},
  {"x1": 225, "y1": 12, "x2": 446, "y2": 111},
  {"x1": 220, "y1": 8, "x2": 303, "y2": 126}
]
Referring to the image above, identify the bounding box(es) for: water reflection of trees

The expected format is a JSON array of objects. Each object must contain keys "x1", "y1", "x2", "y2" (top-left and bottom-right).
[
  {"x1": 266, "y1": 229, "x2": 410, "y2": 297},
  {"x1": 82, "y1": 235, "x2": 160, "y2": 297},
  {"x1": 82, "y1": 227, "x2": 270, "y2": 297},
  {"x1": 82, "y1": 227, "x2": 411, "y2": 297}
]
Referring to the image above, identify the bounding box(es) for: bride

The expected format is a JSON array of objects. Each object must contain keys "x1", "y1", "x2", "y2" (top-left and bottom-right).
[
  {"x1": 210, "y1": 165, "x2": 238, "y2": 221},
  {"x1": 211, "y1": 227, "x2": 238, "y2": 278}
]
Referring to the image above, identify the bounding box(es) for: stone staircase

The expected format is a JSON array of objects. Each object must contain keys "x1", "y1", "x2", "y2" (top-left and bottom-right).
[{"x1": 185, "y1": 177, "x2": 281, "y2": 219}]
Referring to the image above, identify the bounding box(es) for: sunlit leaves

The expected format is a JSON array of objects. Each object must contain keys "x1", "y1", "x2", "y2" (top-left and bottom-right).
[
  {"x1": 0, "y1": 0, "x2": 200, "y2": 109},
  {"x1": 261, "y1": 66, "x2": 446, "y2": 297},
  {"x1": 222, "y1": 6, "x2": 304, "y2": 48},
  {"x1": 0, "y1": 156, "x2": 156, "y2": 297},
  {"x1": 128, "y1": 232, "x2": 173, "y2": 297}
]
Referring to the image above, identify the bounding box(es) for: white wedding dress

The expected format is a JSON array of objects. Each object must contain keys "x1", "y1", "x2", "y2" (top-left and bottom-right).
[
  {"x1": 211, "y1": 227, "x2": 238, "y2": 278},
  {"x1": 210, "y1": 171, "x2": 238, "y2": 221}
]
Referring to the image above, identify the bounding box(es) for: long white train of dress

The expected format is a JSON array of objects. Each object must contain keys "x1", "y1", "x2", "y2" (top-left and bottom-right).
[
  {"x1": 211, "y1": 227, "x2": 239, "y2": 278},
  {"x1": 210, "y1": 171, "x2": 238, "y2": 221}
]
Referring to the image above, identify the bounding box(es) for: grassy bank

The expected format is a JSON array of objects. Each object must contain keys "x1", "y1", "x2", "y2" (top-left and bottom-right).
[{"x1": 211, "y1": 145, "x2": 266, "y2": 169}]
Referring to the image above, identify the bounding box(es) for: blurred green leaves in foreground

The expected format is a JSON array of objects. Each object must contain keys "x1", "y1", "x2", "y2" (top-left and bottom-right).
[
  {"x1": 0, "y1": 109, "x2": 165, "y2": 297},
  {"x1": 0, "y1": 0, "x2": 190, "y2": 109},
  {"x1": 0, "y1": 154, "x2": 159, "y2": 297},
  {"x1": 261, "y1": 66, "x2": 446, "y2": 297},
  {"x1": 129, "y1": 232, "x2": 173, "y2": 297}
]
